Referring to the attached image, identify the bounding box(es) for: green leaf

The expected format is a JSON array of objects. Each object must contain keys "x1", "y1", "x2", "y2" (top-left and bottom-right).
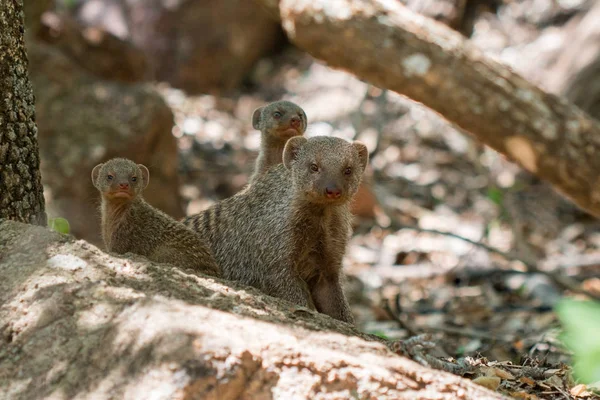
[
  {"x1": 63, "y1": 0, "x2": 78, "y2": 10},
  {"x1": 486, "y1": 187, "x2": 504, "y2": 206},
  {"x1": 49, "y1": 217, "x2": 70, "y2": 235},
  {"x1": 556, "y1": 299, "x2": 600, "y2": 384},
  {"x1": 369, "y1": 330, "x2": 389, "y2": 340}
]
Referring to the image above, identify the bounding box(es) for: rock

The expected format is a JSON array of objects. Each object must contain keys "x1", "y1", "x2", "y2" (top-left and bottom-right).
[
  {"x1": 0, "y1": 219, "x2": 507, "y2": 400},
  {"x1": 73, "y1": 0, "x2": 285, "y2": 94},
  {"x1": 23, "y1": 0, "x2": 54, "y2": 36},
  {"x1": 37, "y1": 12, "x2": 149, "y2": 83},
  {"x1": 27, "y1": 41, "x2": 182, "y2": 246},
  {"x1": 400, "y1": 0, "x2": 467, "y2": 31},
  {"x1": 547, "y1": 2, "x2": 600, "y2": 119},
  {"x1": 351, "y1": 181, "x2": 378, "y2": 220}
]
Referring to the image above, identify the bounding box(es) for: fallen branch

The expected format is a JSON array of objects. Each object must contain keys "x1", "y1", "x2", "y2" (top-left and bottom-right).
[{"x1": 258, "y1": 0, "x2": 600, "y2": 218}]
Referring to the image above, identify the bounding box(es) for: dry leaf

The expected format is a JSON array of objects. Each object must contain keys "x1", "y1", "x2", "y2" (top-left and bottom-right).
[
  {"x1": 544, "y1": 374, "x2": 564, "y2": 388},
  {"x1": 492, "y1": 367, "x2": 515, "y2": 380},
  {"x1": 570, "y1": 383, "x2": 592, "y2": 397},
  {"x1": 518, "y1": 377, "x2": 536, "y2": 386},
  {"x1": 510, "y1": 392, "x2": 539, "y2": 400},
  {"x1": 473, "y1": 376, "x2": 501, "y2": 391}
]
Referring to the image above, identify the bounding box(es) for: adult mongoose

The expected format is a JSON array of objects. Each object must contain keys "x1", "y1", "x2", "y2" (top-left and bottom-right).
[{"x1": 184, "y1": 136, "x2": 368, "y2": 324}]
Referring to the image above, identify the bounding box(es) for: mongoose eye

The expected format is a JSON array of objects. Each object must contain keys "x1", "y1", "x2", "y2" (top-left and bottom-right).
[
  {"x1": 273, "y1": 111, "x2": 282, "y2": 119},
  {"x1": 107, "y1": 174, "x2": 114, "y2": 180},
  {"x1": 344, "y1": 167, "x2": 352, "y2": 176},
  {"x1": 310, "y1": 164, "x2": 319, "y2": 172},
  {"x1": 131, "y1": 176, "x2": 137, "y2": 182}
]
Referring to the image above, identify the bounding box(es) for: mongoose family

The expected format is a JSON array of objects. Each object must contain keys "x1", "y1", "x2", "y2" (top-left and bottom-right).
[
  {"x1": 92, "y1": 158, "x2": 220, "y2": 277},
  {"x1": 184, "y1": 136, "x2": 368, "y2": 324},
  {"x1": 249, "y1": 100, "x2": 307, "y2": 184}
]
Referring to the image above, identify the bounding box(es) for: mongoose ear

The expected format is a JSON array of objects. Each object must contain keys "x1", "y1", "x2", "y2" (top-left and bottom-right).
[
  {"x1": 138, "y1": 164, "x2": 150, "y2": 189},
  {"x1": 352, "y1": 141, "x2": 369, "y2": 172},
  {"x1": 283, "y1": 136, "x2": 308, "y2": 170},
  {"x1": 300, "y1": 109, "x2": 308, "y2": 133},
  {"x1": 91, "y1": 164, "x2": 103, "y2": 188},
  {"x1": 252, "y1": 107, "x2": 263, "y2": 129}
]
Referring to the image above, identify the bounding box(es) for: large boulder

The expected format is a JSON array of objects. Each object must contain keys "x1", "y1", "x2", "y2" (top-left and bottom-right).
[
  {"x1": 37, "y1": 12, "x2": 149, "y2": 83},
  {"x1": 72, "y1": 0, "x2": 285, "y2": 94},
  {"x1": 550, "y1": 2, "x2": 600, "y2": 119},
  {"x1": 23, "y1": 0, "x2": 54, "y2": 36},
  {"x1": 27, "y1": 41, "x2": 182, "y2": 245},
  {"x1": 0, "y1": 220, "x2": 507, "y2": 400}
]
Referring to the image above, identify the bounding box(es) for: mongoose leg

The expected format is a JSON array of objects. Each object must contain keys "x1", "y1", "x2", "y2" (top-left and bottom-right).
[{"x1": 312, "y1": 274, "x2": 354, "y2": 324}]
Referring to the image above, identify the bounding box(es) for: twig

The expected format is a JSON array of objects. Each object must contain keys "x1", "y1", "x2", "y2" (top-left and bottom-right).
[
  {"x1": 385, "y1": 293, "x2": 516, "y2": 343},
  {"x1": 372, "y1": 183, "x2": 600, "y2": 301},
  {"x1": 388, "y1": 335, "x2": 476, "y2": 375},
  {"x1": 382, "y1": 296, "x2": 419, "y2": 337},
  {"x1": 389, "y1": 223, "x2": 522, "y2": 266},
  {"x1": 385, "y1": 294, "x2": 458, "y2": 358},
  {"x1": 427, "y1": 325, "x2": 516, "y2": 343}
]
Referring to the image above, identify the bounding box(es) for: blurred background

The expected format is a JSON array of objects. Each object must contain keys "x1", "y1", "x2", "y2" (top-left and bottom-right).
[{"x1": 23, "y1": 0, "x2": 600, "y2": 377}]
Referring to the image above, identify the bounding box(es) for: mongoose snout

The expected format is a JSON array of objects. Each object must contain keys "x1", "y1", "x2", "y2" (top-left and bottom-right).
[
  {"x1": 289, "y1": 115, "x2": 302, "y2": 130},
  {"x1": 325, "y1": 185, "x2": 342, "y2": 199}
]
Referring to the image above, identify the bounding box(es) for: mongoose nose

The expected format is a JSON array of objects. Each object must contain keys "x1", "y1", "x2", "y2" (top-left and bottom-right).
[
  {"x1": 325, "y1": 187, "x2": 342, "y2": 199},
  {"x1": 290, "y1": 117, "x2": 301, "y2": 129},
  {"x1": 119, "y1": 183, "x2": 129, "y2": 190}
]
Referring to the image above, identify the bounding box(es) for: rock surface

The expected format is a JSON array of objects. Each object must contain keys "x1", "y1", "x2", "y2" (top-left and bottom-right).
[
  {"x1": 0, "y1": 219, "x2": 507, "y2": 400},
  {"x1": 27, "y1": 41, "x2": 182, "y2": 245},
  {"x1": 73, "y1": 0, "x2": 284, "y2": 94},
  {"x1": 547, "y1": 1, "x2": 600, "y2": 119}
]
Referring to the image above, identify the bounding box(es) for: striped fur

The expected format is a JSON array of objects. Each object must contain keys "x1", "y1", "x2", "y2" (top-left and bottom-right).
[
  {"x1": 92, "y1": 158, "x2": 220, "y2": 277},
  {"x1": 184, "y1": 136, "x2": 368, "y2": 324}
]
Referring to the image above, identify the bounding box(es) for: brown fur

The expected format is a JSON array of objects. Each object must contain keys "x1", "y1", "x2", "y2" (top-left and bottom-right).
[
  {"x1": 249, "y1": 100, "x2": 307, "y2": 184},
  {"x1": 92, "y1": 158, "x2": 220, "y2": 277},
  {"x1": 184, "y1": 136, "x2": 368, "y2": 324}
]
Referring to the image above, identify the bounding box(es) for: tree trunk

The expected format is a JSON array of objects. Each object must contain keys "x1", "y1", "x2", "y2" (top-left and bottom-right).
[
  {"x1": 258, "y1": 0, "x2": 600, "y2": 217},
  {"x1": 0, "y1": 0, "x2": 46, "y2": 226}
]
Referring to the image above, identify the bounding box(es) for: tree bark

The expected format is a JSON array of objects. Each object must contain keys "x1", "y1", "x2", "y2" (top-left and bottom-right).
[
  {"x1": 0, "y1": 0, "x2": 46, "y2": 226},
  {"x1": 0, "y1": 219, "x2": 508, "y2": 400},
  {"x1": 258, "y1": 0, "x2": 600, "y2": 217}
]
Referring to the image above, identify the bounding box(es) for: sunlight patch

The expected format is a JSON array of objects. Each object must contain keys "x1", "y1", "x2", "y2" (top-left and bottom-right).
[
  {"x1": 402, "y1": 53, "x2": 431, "y2": 77},
  {"x1": 47, "y1": 254, "x2": 87, "y2": 271},
  {"x1": 505, "y1": 136, "x2": 538, "y2": 173}
]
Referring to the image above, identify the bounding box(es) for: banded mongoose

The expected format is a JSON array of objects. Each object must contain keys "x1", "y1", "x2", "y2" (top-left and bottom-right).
[
  {"x1": 92, "y1": 158, "x2": 220, "y2": 277},
  {"x1": 184, "y1": 136, "x2": 369, "y2": 324},
  {"x1": 249, "y1": 100, "x2": 307, "y2": 184}
]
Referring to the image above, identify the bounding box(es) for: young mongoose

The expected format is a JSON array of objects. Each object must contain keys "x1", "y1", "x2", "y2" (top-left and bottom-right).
[
  {"x1": 249, "y1": 100, "x2": 307, "y2": 184},
  {"x1": 184, "y1": 136, "x2": 369, "y2": 324},
  {"x1": 92, "y1": 158, "x2": 220, "y2": 277}
]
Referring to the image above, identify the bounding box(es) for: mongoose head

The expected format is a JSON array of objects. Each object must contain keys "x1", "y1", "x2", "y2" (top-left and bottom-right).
[
  {"x1": 283, "y1": 136, "x2": 368, "y2": 205},
  {"x1": 91, "y1": 158, "x2": 149, "y2": 202},
  {"x1": 252, "y1": 100, "x2": 307, "y2": 141}
]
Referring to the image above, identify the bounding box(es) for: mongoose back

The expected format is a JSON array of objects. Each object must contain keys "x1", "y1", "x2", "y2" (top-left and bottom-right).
[
  {"x1": 249, "y1": 100, "x2": 307, "y2": 184},
  {"x1": 92, "y1": 158, "x2": 220, "y2": 277},
  {"x1": 184, "y1": 136, "x2": 368, "y2": 324}
]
